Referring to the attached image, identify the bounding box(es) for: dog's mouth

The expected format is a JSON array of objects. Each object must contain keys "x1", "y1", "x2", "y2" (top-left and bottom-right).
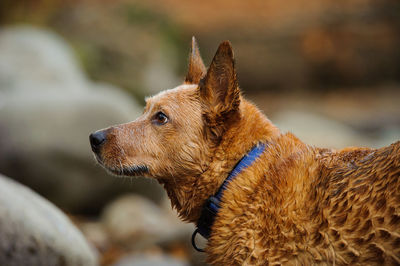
[
  {"x1": 108, "y1": 165, "x2": 150, "y2": 176},
  {"x1": 93, "y1": 154, "x2": 150, "y2": 176}
]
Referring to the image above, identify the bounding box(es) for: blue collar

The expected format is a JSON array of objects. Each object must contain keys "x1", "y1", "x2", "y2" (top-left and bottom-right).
[{"x1": 192, "y1": 143, "x2": 267, "y2": 251}]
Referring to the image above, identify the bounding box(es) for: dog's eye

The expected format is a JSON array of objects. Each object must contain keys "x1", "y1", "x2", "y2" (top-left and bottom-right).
[{"x1": 153, "y1": 111, "x2": 169, "y2": 125}]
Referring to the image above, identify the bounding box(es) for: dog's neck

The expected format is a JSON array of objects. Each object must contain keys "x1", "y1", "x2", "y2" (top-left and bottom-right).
[{"x1": 159, "y1": 100, "x2": 280, "y2": 223}]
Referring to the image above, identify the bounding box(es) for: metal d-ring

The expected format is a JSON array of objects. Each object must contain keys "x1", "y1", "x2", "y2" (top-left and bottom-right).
[{"x1": 191, "y1": 229, "x2": 205, "y2": 252}]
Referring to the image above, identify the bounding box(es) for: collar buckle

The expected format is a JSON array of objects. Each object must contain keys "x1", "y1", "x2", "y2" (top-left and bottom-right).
[{"x1": 196, "y1": 196, "x2": 220, "y2": 239}]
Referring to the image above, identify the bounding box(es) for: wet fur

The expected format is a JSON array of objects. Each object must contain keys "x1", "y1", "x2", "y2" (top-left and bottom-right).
[{"x1": 91, "y1": 38, "x2": 400, "y2": 265}]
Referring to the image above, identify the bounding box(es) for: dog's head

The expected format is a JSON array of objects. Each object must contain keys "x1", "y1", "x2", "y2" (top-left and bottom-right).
[{"x1": 90, "y1": 38, "x2": 242, "y2": 179}]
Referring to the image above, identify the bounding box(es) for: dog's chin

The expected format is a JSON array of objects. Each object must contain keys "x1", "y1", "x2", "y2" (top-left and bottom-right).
[{"x1": 107, "y1": 165, "x2": 150, "y2": 177}]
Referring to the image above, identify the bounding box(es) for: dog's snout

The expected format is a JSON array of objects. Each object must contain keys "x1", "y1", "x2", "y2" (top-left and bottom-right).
[{"x1": 89, "y1": 130, "x2": 107, "y2": 153}]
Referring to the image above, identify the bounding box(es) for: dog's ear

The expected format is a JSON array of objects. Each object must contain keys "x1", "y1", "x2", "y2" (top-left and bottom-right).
[
  {"x1": 199, "y1": 41, "x2": 240, "y2": 124},
  {"x1": 185, "y1": 37, "x2": 206, "y2": 84}
]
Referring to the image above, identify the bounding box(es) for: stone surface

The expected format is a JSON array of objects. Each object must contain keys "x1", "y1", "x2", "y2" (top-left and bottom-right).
[
  {"x1": 273, "y1": 110, "x2": 371, "y2": 148},
  {"x1": 101, "y1": 194, "x2": 194, "y2": 248},
  {"x1": 0, "y1": 26, "x2": 165, "y2": 213},
  {"x1": 272, "y1": 110, "x2": 400, "y2": 149},
  {"x1": 113, "y1": 255, "x2": 189, "y2": 266},
  {"x1": 0, "y1": 25, "x2": 86, "y2": 93},
  {"x1": 0, "y1": 173, "x2": 97, "y2": 266},
  {"x1": 113, "y1": 254, "x2": 188, "y2": 266}
]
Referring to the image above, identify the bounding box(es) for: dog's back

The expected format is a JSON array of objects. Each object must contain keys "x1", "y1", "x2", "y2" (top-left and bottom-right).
[{"x1": 311, "y1": 141, "x2": 400, "y2": 265}]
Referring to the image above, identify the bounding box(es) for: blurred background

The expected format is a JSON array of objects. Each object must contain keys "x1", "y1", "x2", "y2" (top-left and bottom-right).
[{"x1": 0, "y1": 0, "x2": 399, "y2": 265}]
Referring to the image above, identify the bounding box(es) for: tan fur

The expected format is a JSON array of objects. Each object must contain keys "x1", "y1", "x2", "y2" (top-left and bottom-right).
[{"x1": 91, "y1": 38, "x2": 400, "y2": 265}]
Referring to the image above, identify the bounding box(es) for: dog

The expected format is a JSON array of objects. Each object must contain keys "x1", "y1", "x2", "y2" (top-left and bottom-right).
[{"x1": 90, "y1": 37, "x2": 400, "y2": 265}]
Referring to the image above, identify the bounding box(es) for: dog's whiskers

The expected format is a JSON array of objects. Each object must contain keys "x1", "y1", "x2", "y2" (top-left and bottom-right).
[{"x1": 119, "y1": 158, "x2": 124, "y2": 176}]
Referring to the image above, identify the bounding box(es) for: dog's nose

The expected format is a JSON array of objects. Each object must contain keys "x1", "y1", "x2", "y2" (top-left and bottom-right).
[{"x1": 89, "y1": 130, "x2": 107, "y2": 153}]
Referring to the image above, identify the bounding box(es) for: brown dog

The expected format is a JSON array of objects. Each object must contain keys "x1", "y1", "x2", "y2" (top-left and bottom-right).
[{"x1": 90, "y1": 38, "x2": 400, "y2": 265}]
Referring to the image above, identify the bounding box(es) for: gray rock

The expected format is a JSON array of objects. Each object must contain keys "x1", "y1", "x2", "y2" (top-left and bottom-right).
[
  {"x1": 0, "y1": 26, "x2": 86, "y2": 94},
  {"x1": 142, "y1": 49, "x2": 181, "y2": 95},
  {"x1": 0, "y1": 173, "x2": 98, "y2": 266},
  {"x1": 113, "y1": 254, "x2": 188, "y2": 266},
  {"x1": 102, "y1": 194, "x2": 194, "y2": 248},
  {"x1": 272, "y1": 110, "x2": 398, "y2": 149},
  {"x1": 0, "y1": 26, "x2": 165, "y2": 213}
]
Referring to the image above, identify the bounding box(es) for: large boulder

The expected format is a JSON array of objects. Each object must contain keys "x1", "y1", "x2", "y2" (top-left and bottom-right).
[
  {"x1": 0, "y1": 26, "x2": 165, "y2": 214},
  {"x1": 271, "y1": 109, "x2": 400, "y2": 149},
  {"x1": 113, "y1": 254, "x2": 188, "y2": 266},
  {"x1": 272, "y1": 110, "x2": 372, "y2": 148},
  {"x1": 0, "y1": 173, "x2": 97, "y2": 266},
  {"x1": 101, "y1": 194, "x2": 194, "y2": 249}
]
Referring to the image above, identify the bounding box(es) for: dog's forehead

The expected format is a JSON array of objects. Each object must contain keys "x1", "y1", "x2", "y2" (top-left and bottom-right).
[{"x1": 145, "y1": 84, "x2": 197, "y2": 110}]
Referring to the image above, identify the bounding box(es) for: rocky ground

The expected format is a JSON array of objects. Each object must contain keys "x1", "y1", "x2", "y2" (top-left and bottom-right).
[{"x1": 74, "y1": 194, "x2": 206, "y2": 266}]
